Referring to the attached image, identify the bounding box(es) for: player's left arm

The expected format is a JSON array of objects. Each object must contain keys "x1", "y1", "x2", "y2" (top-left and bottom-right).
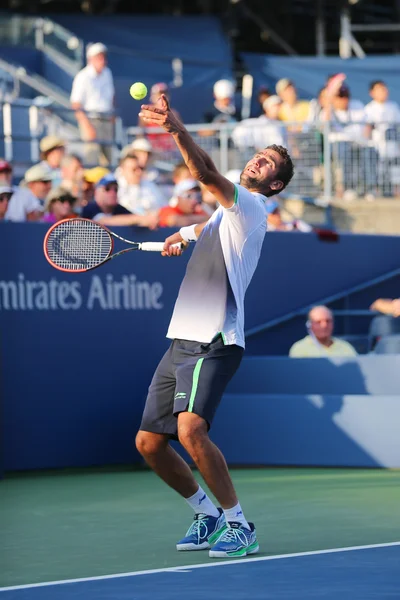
[{"x1": 139, "y1": 95, "x2": 235, "y2": 208}]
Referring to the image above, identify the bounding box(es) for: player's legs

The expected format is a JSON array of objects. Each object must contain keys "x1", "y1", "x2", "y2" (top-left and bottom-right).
[
  {"x1": 177, "y1": 412, "x2": 237, "y2": 508},
  {"x1": 135, "y1": 430, "x2": 198, "y2": 498}
]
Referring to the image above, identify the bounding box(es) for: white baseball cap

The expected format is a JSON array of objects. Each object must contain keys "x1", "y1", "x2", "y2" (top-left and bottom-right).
[
  {"x1": 213, "y1": 79, "x2": 236, "y2": 99},
  {"x1": 86, "y1": 43, "x2": 108, "y2": 59}
]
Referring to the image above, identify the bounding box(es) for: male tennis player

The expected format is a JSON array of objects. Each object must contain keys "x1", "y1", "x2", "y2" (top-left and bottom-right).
[{"x1": 136, "y1": 95, "x2": 294, "y2": 558}]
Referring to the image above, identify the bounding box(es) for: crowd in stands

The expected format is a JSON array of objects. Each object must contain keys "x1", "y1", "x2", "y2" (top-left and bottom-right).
[{"x1": 2, "y1": 40, "x2": 400, "y2": 226}]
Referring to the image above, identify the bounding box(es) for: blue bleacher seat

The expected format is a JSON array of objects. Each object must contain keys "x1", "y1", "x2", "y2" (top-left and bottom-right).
[{"x1": 368, "y1": 315, "x2": 400, "y2": 351}]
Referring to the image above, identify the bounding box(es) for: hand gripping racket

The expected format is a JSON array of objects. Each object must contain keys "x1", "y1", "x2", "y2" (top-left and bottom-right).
[{"x1": 44, "y1": 217, "x2": 180, "y2": 273}]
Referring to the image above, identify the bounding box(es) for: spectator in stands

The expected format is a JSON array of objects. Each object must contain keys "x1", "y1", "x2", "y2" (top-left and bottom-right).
[
  {"x1": 265, "y1": 200, "x2": 312, "y2": 232},
  {"x1": 365, "y1": 80, "x2": 400, "y2": 195},
  {"x1": 24, "y1": 164, "x2": 53, "y2": 207},
  {"x1": 117, "y1": 153, "x2": 166, "y2": 215},
  {"x1": 1, "y1": 159, "x2": 42, "y2": 222},
  {"x1": 42, "y1": 187, "x2": 76, "y2": 224},
  {"x1": 256, "y1": 86, "x2": 271, "y2": 116},
  {"x1": 308, "y1": 87, "x2": 328, "y2": 125},
  {"x1": 78, "y1": 166, "x2": 110, "y2": 209},
  {"x1": 0, "y1": 185, "x2": 13, "y2": 221},
  {"x1": 70, "y1": 42, "x2": 115, "y2": 166},
  {"x1": 289, "y1": 305, "x2": 358, "y2": 357},
  {"x1": 204, "y1": 79, "x2": 239, "y2": 125},
  {"x1": 82, "y1": 173, "x2": 157, "y2": 228},
  {"x1": 39, "y1": 135, "x2": 66, "y2": 186},
  {"x1": 158, "y1": 179, "x2": 209, "y2": 228},
  {"x1": 322, "y1": 80, "x2": 377, "y2": 200},
  {"x1": 231, "y1": 95, "x2": 285, "y2": 151},
  {"x1": 119, "y1": 138, "x2": 160, "y2": 183},
  {"x1": 276, "y1": 79, "x2": 310, "y2": 124},
  {"x1": 60, "y1": 154, "x2": 84, "y2": 199},
  {"x1": 172, "y1": 162, "x2": 192, "y2": 185}
]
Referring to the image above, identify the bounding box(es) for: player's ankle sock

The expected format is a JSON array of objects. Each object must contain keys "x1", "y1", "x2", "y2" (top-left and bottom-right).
[
  {"x1": 185, "y1": 486, "x2": 220, "y2": 517},
  {"x1": 223, "y1": 502, "x2": 250, "y2": 529}
]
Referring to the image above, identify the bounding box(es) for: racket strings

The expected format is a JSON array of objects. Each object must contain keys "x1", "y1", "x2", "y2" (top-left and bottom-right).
[{"x1": 46, "y1": 219, "x2": 112, "y2": 271}]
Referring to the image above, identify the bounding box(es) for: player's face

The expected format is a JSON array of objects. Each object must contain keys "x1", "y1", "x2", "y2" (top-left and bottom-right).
[{"x1": 240, "y1": 149, "x2": 283, "y2": 194}]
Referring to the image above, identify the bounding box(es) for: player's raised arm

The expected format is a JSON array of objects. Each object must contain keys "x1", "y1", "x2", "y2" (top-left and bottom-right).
[{"x1": 139, "y1": 95, "x2": 235, "y2": 208}]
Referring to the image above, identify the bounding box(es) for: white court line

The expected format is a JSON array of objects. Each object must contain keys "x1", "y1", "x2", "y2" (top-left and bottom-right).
[{"x1": 1, "y1": 541, "x2": 399, "y2": 593}]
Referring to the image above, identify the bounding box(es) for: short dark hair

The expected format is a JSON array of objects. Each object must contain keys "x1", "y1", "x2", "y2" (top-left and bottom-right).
[
  {"x1": 369, "y1": 80, "x2": 386, "y2": 91},
  {"x1": 265, "y1": 144, "x2": 294, "y2": 197}
]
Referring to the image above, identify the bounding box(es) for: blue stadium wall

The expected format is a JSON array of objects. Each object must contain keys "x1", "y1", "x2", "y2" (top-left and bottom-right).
[{"x1": 1, "y1": 224, "x2": 400, "y2": 471}]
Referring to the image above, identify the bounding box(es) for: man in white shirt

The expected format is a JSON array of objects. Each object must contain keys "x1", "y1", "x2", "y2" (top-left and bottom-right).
[
  {"x1": 136, "y1": 94, "x2": 294, "y2": 559},
  {"x1": 1, "y1": 159, "x2": 42, "y2": 222},
  {"x1": 70, "y1": 42, "x2": 115, "y2": 166},
  {"x1": 116, "y1": 153, "x2": 166, "y2": 215},
  {"x1": 231, "y1": 95, "x2": 286, "y2": 152},
  {"x1": 365, "y1": 80, "x2": 400, "y2": 191}
]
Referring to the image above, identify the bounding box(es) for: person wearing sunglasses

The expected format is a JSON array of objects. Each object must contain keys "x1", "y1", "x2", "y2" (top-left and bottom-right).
[
  {"x1": 158, "y1": 179, "x2": 209, "y2": 228},
  {"x1": 42, "y1": 187, "x2": 77, "y2": 224},
  {"x1": 82, "y1": 173, "x2": 158, "y2": 228},
  {"x1": 0, "y1": 185, "x2": 13, "y2": 221}
]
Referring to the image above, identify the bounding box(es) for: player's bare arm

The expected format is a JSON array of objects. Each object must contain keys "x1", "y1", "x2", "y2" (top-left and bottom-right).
[{"x1": 139, "y1": 95, "x2": 235, "y2": 208}]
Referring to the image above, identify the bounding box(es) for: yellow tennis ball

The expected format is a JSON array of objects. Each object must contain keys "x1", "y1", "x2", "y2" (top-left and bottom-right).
[{"x1": 130, "y1": 82, "x2": 148, "y2": 101}]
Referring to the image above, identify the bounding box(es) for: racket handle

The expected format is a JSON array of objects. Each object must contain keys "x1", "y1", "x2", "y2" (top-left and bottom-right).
[{"x1": 140, "y1": 242, "x2": 182, "y2": 252}]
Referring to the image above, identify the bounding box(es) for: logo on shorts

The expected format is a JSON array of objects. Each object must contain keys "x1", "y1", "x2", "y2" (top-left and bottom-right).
[{"x1": 175, "y1": 392, "x2": 187, "y2": 399}]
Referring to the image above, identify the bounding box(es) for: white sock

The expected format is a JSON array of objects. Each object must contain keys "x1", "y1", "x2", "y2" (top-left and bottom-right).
[
  {"x1": 185, "y1": 486, "x2": 219, "y2": 517},
  {"x1": 223, "y1": 502, "x2": 250, "y2": 529}
]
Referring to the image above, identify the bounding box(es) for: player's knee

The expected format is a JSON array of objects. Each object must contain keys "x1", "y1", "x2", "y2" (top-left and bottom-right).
[
  {"x1": 177, "y1": 413, "x2": 208, "y2": 450},
  {"x1": 135, "y1": 431, "x2": 166, "y2": 458}
]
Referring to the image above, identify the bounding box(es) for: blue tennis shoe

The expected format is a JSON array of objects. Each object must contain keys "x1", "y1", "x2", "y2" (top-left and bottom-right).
[
  {"x1": 176, "y1": 508, "x2": 228, "y2": 551},
  {"x1": 209, "y1": 521, "x2": 259, "y2": 558}
]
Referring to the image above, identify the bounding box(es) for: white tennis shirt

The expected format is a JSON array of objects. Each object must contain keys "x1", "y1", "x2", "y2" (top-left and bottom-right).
[
  {"x1": 70, "y1": 64, "x2": 114, "y2": 114},
  {"x1": 167, "y1": 184, "x2": 266, "y2": 348}
]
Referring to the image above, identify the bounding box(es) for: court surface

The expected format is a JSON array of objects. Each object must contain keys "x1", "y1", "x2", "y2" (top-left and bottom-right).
[{"x1": 1, "y1": 467, "x2": 400, "y2": 599}]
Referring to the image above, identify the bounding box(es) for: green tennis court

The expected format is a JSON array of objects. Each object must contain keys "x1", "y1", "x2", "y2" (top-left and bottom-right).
[{"x1": 1, "y1": 467, "x2": 400, "y2": 589}]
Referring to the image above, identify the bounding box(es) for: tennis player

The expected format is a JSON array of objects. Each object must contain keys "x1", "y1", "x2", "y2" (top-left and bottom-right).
[{"x1": 136, "y1": 95, "x2": 294, "y2": 558}]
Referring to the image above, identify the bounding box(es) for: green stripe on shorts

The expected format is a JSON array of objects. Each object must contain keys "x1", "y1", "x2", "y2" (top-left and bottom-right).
[{"x1": 188, "y1": 358, "x2": 204, "y2": 412}]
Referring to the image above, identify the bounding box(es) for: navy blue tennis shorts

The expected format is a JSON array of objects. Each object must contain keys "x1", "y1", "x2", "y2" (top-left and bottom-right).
[{"x1": 139, "y1": 335, "x2": 243, "y2": 439}]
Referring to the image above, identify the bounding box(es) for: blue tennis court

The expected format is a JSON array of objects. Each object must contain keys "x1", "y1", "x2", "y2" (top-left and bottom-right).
[{"x1": 1, "y1": 543, "x2": 399, "y2": 599}]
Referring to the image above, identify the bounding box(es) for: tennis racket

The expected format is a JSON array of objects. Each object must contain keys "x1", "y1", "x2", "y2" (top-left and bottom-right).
[{"x1": 44, "y1": 217, "x2": 180, "y2": 273}]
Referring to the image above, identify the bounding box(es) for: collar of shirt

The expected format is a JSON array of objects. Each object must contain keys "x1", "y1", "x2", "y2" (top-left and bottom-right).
[{"x1": 251, "y1": 191, "x2": 267, "y2": 204}]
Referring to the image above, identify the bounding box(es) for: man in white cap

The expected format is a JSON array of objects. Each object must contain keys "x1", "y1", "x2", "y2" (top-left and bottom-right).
[
  {"x1": 70, "y1": 42, "x2": 115, "y2": 166},
  {"x1": 39, "y1": 135, "x2": 66, "y2": 186},
  {"x1": 204, "y1": 79, "x2": 238, "y2": 125},
  {"x1": 232, "y1": 95, "x2": 286, "y2": 151}
]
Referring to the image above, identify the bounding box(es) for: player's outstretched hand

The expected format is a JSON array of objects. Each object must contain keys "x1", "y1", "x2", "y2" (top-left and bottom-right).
[
  {"x1": 139, "y1": 94, "x2": 183, "y2": 134},
  {"x1": 162, "y1": 232, "x2": 188, "y2": 257}
]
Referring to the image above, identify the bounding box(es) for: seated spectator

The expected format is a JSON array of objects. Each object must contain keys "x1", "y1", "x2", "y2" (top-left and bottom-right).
[
  {"x1": 39, "y1": 135, "x2": 66, "y2": 187},
  {"x1": 204, "y1": 79, "x2": 239, "y2": 125},
  {"x1": 1, "y1": 159, "x2": 41, "y2": 222},
  {"x1": 23, "y1": 164, "x2": 53, "y2": 210},
  {"x1": 81, "y1": 166, "x2": 110, "y2": 208},
  {"x1": 232, "y1": 95, "x2": 286, "y2": 151},
  {"x1": 60, "y1": 154, "x2": 84, "y2": 196},
  {"x1": 158, "y1": 179, "x2": 209, "y2": 227},
  {"x1": 172, "y1": 162, "x2": 192, "y2": 185},
  {"x1": 289, "y1": 305, "x2": 358, "y2": 357},
  {"x1": 308, "y1": 87, "x2": 328, "y2": 125},
  {"x1": 117, "y1": 154, "x2": 166, "y2": 215},
  {"x1": 42, "y1": 187, "x2": 76, "y2": 223},
  {"x1": 276, "y1": 79, "x2": 310, "y2": 124},
  {"x1": 119, "y1": 138, "x2": 160, "y2": 183},
  {"x1": 0, "y1": 185, "x2": 13, "y2": 221},
  {"x1": 265, "y1": 200, "x2": 312, "y2": 232},
  {"x1": 82, "y1": 174, "x2": 157, "y2": 228}
]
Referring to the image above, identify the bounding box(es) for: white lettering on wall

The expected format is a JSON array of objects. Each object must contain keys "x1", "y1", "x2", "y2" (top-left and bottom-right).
[{"x1": 0, "y1": 273, "x2": 164, "y2": 311}]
